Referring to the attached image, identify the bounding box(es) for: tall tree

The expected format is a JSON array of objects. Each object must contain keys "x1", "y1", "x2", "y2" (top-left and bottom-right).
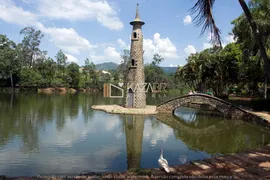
[
  {"x1": 20, "y1": 27, "x2": 45, "y2": 68},
  {"x1": 145, "y1": 53, "x2": 165, "y2": 83},
  {"x1": 175, "y1": 44, "x2": 244, "y2": 97},
  {"x1": 19, "y1": 67, "x2": 42, "y2": 87},
  {"x1": 83, "y1": 58, "x2": 96, "y2": 87},
  {"x1": 190, "y1": 0, "x2": 270, "y2": 79},
  {"x1": 56, "y1": 50, "x2": 68, "y2": 76},
  {"x1": 118, "y1": 49, "x2": 130, "y2": 86},
  {"x1": 0, "y1": 35, "x2": 20, "y2": 88},
  {"x1": 152, "y1": 53, "x2": 164, "y2": 66},
  {"x1": 232, "y1": 0, "x2": 270, "y2": 98},
  {"x1": 37, "y1": 57, "x2": 57, "y2": 87},
  {"x1": 67, "y1": 62, "x2": 80, "y2": 87}
]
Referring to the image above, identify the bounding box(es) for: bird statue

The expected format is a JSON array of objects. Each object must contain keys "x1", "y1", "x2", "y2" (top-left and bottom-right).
[{"x1": 158, "y1": 148, "x2": 170, "y2": 173}]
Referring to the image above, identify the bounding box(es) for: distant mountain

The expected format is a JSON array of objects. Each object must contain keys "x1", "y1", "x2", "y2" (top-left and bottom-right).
[
  {"x1": 95, "y1": 62, "x2": 119, "y2": 70},
  {"x1": 161, "y1": 67, "x2": 178, "y2": 74},
  {"x1": 95, "y1": 62, "x2": 179, "y2": 74}
]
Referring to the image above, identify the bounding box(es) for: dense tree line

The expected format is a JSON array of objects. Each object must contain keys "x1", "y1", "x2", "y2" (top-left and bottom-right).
[
  {"x1": 0, "y1": 27, "x2": 177, "y2": 91},
  {"x1": 0, "y1": 27, "x2": 112, "y2": 89},
  {"x1": 176, "y1": 0, "x2": 270, "y2": 98}
]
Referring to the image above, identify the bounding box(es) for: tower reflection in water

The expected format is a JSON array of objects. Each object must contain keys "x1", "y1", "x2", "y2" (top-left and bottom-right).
[{"x1": 124, "y1": 115, "x2": 144, "y2": 170}]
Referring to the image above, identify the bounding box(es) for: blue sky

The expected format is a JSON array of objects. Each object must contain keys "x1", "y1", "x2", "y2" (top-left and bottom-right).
[{"x1": 0, "y1": 0, "x2": 243, "y2": 66}]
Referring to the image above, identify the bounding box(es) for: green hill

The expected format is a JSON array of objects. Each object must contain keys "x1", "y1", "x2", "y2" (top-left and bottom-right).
[
  {"x1": 95, "y1": 62, "x2": 179, "y2": 74},
  {"x1": 95, "y1": 62, "x2": 119, "y2": 70},
  {"x1": 162, "y1": 67, "x2": 178, "y2": 74}
]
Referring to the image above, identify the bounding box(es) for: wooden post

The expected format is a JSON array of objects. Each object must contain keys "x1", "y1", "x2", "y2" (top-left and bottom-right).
[
  {"x1": 108, "y1": 83, "x2": 111, "y2": 97},
  {"x1": 103, "y1": 84, "x2": 107, "y2": 97}
]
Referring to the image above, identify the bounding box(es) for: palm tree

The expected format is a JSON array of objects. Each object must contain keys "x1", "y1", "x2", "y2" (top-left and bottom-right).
[{"x1": 190, "y1": 0, "x2": 270, "y2": 80}]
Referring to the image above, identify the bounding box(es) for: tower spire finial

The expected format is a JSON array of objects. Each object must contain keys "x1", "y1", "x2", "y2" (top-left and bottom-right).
[
  {"x1": 135, "y1": 3, "x2": 140, "y2": 20},
  {"x1": 130, "y1": 3, "x2": 144, "y2": 26}
]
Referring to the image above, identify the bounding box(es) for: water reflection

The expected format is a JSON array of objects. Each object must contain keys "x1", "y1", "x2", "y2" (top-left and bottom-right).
[
  {"x1": 174, "y1": 107, "x2": 225, "y2": 127},
  {"x1": 0, "y1": 93, "x2": 270, "y2": 176},
  {"x1": 124, "y1": 116, "x2": 144, "y2": 169},
  {"x1": 143, "y1": 118, "x2": 173, "y2": 146},
  {"x1": 158, "y1": 109, "x2": 270, "y2": 154}
]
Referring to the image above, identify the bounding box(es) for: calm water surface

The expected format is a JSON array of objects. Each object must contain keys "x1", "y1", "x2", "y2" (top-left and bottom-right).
[{"x1": 0, "y1": 92, "x2": 270, "y2": 177}]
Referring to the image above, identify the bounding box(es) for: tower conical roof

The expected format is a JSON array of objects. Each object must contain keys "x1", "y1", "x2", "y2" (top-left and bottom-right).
[{"x1": 130, "y1": 4, "x2": 145, "y2": 26}]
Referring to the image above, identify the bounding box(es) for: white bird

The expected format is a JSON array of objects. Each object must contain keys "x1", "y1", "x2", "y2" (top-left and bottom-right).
[{"x1": 158, "y1": 148, "x2": 170, "y2": 173}]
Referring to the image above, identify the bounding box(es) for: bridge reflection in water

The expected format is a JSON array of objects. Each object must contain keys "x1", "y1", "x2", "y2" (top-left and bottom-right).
[
  {"x1": 121, "y1": 107, "x2": 270, "y2": 170},
  {"x1": 158, "y1": 107, "x2": 270, "y2": 154}
]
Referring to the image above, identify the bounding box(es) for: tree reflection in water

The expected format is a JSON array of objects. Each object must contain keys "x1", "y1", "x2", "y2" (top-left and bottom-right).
[
  {"x1": 158, "y1": 107, "x2": 270, "y2": 154},
  {"x1": 0, "y1": 93, "x2": 270, "y2": 176}
]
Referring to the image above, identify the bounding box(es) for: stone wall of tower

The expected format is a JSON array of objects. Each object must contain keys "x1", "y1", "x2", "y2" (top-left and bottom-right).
[
  {"x1": 125, "y1": 23, "x2": 146, "y2": 108},
  {"x1": 133, "y1": 24, "x2": 146, "y2": 108}
]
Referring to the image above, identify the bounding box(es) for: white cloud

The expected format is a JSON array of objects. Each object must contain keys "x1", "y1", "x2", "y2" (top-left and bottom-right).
[
  {"x1": 183, "y1": 15, "x2": 192, "y2": 25},
  {"x1": 104, "y1": 47, "x2": 121, "y2": 63},
  {"x1": 225, "y1": 34, "x2": 236, "y2": 44},
  {"x1": 97, "y1": 13, "x2": 123, "y2": 30},
  {"x1": 153, "y1": 33, "x2": 177, "y2": 56},
  {"x1": 114, "y1": 131, "x2": 123, "y2": 140},
  {"x1": 143, "y1": 120, "x2": 173, "y2": 146},
  {"x1": 21, "y1": 0, "x2": 32, "y2": 4},
  {"x1": 65, "y1": 54, "x2": 79, "y2": 63},
  {"x1": 169, "y1": 64, "x2": 178, "y2": 67},
  {"x1": 0, "y1": 144, "x2": 122, "y2": 175},
  {"x1": 38, "y1": 0, "x2": 123, "y2": 30},
  {"x1": 0, "y1": 1, "x2": 183, "y2": 66},
  {"x1": 200, "y1": 32, "x2": 214, "y2": 50},
  {"x1": 143, "y1": 33, "x2": 179, "y2": 63},
  {"x1": 41, "y1": 110, "x2": 123, "y2": 147},
  {"x1": 117, "y1": 38, "x2": 129, "y2": 49},
  {"x1": 0, "y1": 0, "x2": 37, "y2": 26},
  {"x1": 207, "y1": 32, "x2": 214, "y2": 41},
  {"x1": 44, "y1": 27, "x2": 96, "y2": 55},
  {"x1": 43, "y1": 118, "x2": 95, "y2": 147},
  {"x1": 203, "y1": 43, "x2": 212, "y2": 49},
  {"x1": 115, "y1": 33, "x2": 184, "y2": 65},
  {"x1": 105, "y1": 117, "x2": 120, "y2": 131},
  {"x1": 0, "y1": 1, "x2": 96, "y2": 55},
  {"x1": 143, "y1": 39, "x2": 156, "y2": 58},
  {"x1": 203, "y1": 33, "x2": 236, "y2": 50},
  {"x1": 184, "y1": 45, "x2": 196, "y2": 55},
  {"x1": 90, "y1": 46, "x2": 121, "y2": 64}
]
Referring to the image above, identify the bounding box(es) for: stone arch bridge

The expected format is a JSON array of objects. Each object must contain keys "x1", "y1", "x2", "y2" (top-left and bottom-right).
[{"x1": 157, "y1": 94, "x2": 268, "y2": 125}]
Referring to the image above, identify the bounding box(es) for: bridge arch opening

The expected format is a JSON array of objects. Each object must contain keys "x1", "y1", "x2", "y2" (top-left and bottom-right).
[
  {"x1": 157, "y1": 94, "x2": 247, "y2": 119},
  {"x1": 173, "y1": 103, "x2": 220, "y2": 116}
]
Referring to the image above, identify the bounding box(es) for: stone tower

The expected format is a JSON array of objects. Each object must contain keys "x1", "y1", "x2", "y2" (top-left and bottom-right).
[{"x1": 125, "y1": 4, "x2": 146, "y2": 108}]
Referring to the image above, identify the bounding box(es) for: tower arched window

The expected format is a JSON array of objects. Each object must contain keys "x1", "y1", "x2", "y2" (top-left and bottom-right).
[
  {"x1": 131, "y1": 59, "x2": 136, "y2": 66},
  {"x1": 133, "y1": 32, "x2": 137, "y2": 39}
]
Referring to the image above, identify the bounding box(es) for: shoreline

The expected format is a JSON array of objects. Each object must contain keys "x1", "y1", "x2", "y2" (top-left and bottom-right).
[
  {"x1": 247, "y1": 110, "x2": 270, "y2": 124},
  {"x1": 0, "y1": 87, "x2": 100, "y2": 93},
  {"x1": 91, "y1": 105, "x2": 157, "y2": 115}
]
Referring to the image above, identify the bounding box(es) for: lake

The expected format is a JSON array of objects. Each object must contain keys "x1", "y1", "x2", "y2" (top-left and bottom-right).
[{"x1": 0, "y1": 92, "x2": 269, "y2": 177}]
